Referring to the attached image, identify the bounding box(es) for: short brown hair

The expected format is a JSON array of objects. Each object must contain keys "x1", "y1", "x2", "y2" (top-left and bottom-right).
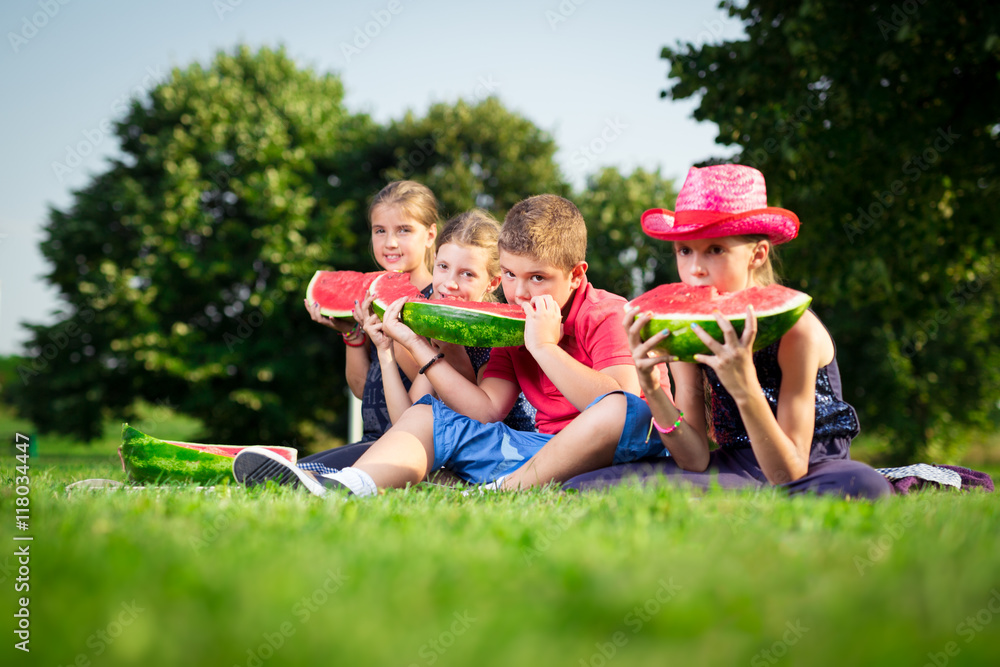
[
  {"x1": 437, "y1": 209, "x2": 502, "y2": 301},
  {"x1": 368, "y1": 180, "x2": 440, "y2": 271},
  {"x1": 498, "y1": 195, "x2": 587, "y2": 272}
]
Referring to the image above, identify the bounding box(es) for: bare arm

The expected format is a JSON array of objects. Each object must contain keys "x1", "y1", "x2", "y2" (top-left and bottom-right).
[
  {"x1": 305, "y1": 297, "x2": 369, "y2": 399},
  {"x1": 524, "y1": 295, "x2": 640, "y2": 412},
  {"x1": 692, "y1": 307, "x2": 822, "y2": 484},
  {"x1": 625, "y1": 306, "x2": 710, "y2": 470}
]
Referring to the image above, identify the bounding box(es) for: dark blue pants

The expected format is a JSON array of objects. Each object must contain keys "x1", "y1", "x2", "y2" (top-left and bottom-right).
[
  {"x1": 297, "y1": 442, "x2": 373, "y2": 470},
  {"x1": 563, "y1": 447, "x2": 891, "y2": 499}
]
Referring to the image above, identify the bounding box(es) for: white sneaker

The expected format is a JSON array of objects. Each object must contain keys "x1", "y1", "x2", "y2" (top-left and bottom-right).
[{"x1": 232, "y1": 447, "x2": 348, "y2": 497}]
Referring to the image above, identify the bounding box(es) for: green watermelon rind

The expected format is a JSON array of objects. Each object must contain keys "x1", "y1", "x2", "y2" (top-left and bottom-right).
[
  {"x1": 370, "y1": 274, "x2": 526, "y2": 348},
  {"x1": 637, "y1": 292, "x2": 812, "y2": 362},
  {"x1": 119, "y1": 424, "x2": 296, "y2": 485}
]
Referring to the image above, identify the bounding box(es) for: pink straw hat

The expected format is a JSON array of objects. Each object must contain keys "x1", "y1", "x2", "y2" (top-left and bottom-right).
[{"x1": 641, "y1": 164, "x2": 800, "y2": 245}]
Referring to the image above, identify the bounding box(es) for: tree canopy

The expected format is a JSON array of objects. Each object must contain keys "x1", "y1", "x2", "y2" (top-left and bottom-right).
[
  {"x1": 16, "y1": 45, "x2": 672, "y2": 446},
  {"x1": 661, "y1": 0, "x2": 1000, "y2": 459}
]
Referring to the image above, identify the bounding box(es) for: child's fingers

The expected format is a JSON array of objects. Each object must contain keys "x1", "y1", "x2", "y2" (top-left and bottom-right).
[
  {"x1": 741, "y1": 305, "x2": 758, "y2": 347},
  {"x1": 712, "y1": 310, "x2": 741, "y2": 346},
  {"x1": 689, "y1": 322, "x2": 724, "y2": 355}
]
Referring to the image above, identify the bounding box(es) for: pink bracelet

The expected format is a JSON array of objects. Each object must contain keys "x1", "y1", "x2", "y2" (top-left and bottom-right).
[{"x1": 651, "y1": 410, "x2": 684, "y2": 435}]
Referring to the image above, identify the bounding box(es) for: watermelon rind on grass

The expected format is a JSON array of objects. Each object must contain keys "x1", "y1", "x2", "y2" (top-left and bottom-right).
[
  {"x1": 369, "y1": 272, "x2": 527, "y2": 348},
  {"x1": 630, "y1": 284, "x2": 812, "y2": 362},
  {"x1": 119, "y1": 424, "x2": 297, "y2": 485}
]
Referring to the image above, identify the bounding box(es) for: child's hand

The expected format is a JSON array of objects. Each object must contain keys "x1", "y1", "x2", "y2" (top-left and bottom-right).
[
  {"x1": 362, "y1": 311, "x2": 392, "y2": 353},
  {"x1": 380, "y1": 296, "x2": 422, "y2": 347},
  {"x1": 623, "y1": 306, "x2": 676, "y2": 397},
  {"x1": 521, "y1": 295, "x2": 563, "y2": 352},
  {"x1": 691, "y1": 305, "x2": 761, "y2": 402},
  {"x1": 304, "y1": 299, "x2": 357, "y2": 333}
]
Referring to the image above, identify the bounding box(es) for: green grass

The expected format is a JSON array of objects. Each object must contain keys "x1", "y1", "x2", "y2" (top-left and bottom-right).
[
  {"x1": 2, "y1": 402, "x2": 999, "y2": 666},
  {"x1": 2, "y1": 451, "x2": 998, "y2": 666}
]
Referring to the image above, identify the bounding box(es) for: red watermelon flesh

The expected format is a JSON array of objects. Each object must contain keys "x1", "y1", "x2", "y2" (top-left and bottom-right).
[
  {"x1": 305, "y1": 270, "x2": 383, "y2": 318},
  {"x1": 167, "y1": 441, "x2": 296, "y2": 461},
  {"x1": 629, "y1": 283, "x2": 812, "y2": 361}
]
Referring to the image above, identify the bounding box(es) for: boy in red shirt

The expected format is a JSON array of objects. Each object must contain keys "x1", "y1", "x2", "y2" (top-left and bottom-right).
[{"x1": 235, "y1": 195, "x2": 656, "y2": 495}]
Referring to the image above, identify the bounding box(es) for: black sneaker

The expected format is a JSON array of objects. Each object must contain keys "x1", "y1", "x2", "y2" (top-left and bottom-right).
[{"x1": 233, "y1": 447, "x2": 350, "y2": 497}]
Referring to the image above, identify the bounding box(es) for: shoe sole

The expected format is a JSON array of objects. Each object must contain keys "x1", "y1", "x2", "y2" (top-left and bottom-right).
[{"x1": 233, "y1": 447, "x2": 328, "y2": 497}]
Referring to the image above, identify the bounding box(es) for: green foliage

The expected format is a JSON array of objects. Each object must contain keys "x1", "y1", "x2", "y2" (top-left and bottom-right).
[
  {"x1": 381, "y1": 97, "x2": 570, "y2": 216},
  {"x1": 661, "y1": 0, "x2": 1000, "y2": 459},
  {"x1": 576, "y1": 167, "x2": 678, "y2": 297},
  {"x1": 16, "y1": 46, "x2": 368, "y2": 444}
]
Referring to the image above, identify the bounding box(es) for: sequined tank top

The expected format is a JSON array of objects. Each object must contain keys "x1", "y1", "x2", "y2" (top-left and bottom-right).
[{"x1": 701, "y1": 338, "x2": 860, "y2": 464}]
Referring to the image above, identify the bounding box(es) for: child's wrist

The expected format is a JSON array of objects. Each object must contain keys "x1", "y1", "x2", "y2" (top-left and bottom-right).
[{"x1": 341, "y1": 323, "x2": 366, "y2": 347}]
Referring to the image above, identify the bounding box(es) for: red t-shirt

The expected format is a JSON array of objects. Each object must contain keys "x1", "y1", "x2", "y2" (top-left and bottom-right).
[{"x1": 483, "y1": 277, "x2": 633, "y2": 434}]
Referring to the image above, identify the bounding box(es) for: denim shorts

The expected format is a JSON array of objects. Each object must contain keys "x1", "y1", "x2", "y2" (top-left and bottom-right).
[
  {"x1": 417, "y1": 395, "x2": 553, "y2": 484},
  {"x1": 606, "y1": 391, "x2": 669, "y2": 464},
  {"x1": 418, "y1": 391, "x2": 666, "y2": 485}
]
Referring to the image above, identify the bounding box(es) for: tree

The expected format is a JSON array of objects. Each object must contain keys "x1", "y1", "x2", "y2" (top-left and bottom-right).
[
  {"x1": 15, "y1": 48, "x2": 575, "y2": 445},
  {"x1": 661, "y1": 0, "x2": 1000, "y2": 459},
  {"x1": 575, "y1": 167, "x2": 678, "y2": 298}
]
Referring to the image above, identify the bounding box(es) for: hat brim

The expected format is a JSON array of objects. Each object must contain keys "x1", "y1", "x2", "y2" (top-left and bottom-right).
[{"x1": 641, "y1": 208, "x2": 800, "y2": 245}]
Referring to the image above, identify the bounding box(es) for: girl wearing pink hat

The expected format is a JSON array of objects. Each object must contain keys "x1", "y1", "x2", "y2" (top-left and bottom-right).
[{"x1": 501, "y1": 164, "x2": 889, "y2": 498}]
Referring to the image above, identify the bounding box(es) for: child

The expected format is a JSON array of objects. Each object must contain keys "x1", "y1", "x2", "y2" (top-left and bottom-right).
[
  {"x1": 530, "y1": 165, "x2": 891, "y2": 498},
  {"x1": 299, "y1": 180, "x2": 438, "y2": 468},
  {"x1": 233, "y1": 195, "x2": 646, "y2": 496}
]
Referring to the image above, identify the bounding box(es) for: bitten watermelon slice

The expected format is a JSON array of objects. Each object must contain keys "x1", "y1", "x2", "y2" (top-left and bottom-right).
[
  {"x1": 629, "y1": 283, "x2": 812, "y2": 361},
  {"x1": 119, "y1": 424, "x2": 297, "y2": 484},
  {"x1": 305, "y1": 270, "x2": 383, "y2": 318},
  {"x1": 369, "y1": 271, "x2": 527, "y2": 348}
]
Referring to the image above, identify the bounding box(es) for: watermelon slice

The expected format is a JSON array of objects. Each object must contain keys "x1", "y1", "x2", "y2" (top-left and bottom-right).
[
  {"x1": 629, "y1": 283, "x2": 812, "y2": 361},
  {"x1": 369, "y1": 271, "x2": 527, "y2": 348},
  {"x1": 119, "y1": 424, "x2": 297, "y2": 484},
  {"x1": 305, "y1": 270, "x2": 383, "y2": 318}
]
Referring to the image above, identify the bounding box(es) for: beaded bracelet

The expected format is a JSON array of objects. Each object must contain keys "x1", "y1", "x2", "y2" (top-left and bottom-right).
[
  {"x1": 418, "y1": 352, "x2": 445, "y2": 375},
  {"x1": 651, "y1": 409, "x2": 684, "y2": 435},
  {"x1": 341, "y1": 324, "x2": 366, "y2": 347},
  {"x1": 343, "y1": 333, "x2": 366, "y2": 348}
]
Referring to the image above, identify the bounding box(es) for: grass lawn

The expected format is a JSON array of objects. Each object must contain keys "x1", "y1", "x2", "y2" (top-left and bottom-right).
[{"x1": 2, "y1": 405, "x2": 999, "y2": 666}]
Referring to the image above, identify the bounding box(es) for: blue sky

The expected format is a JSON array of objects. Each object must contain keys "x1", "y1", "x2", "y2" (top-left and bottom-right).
[{"x1": 0, "y1": 0, "x2": 743, "y2": 354}]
